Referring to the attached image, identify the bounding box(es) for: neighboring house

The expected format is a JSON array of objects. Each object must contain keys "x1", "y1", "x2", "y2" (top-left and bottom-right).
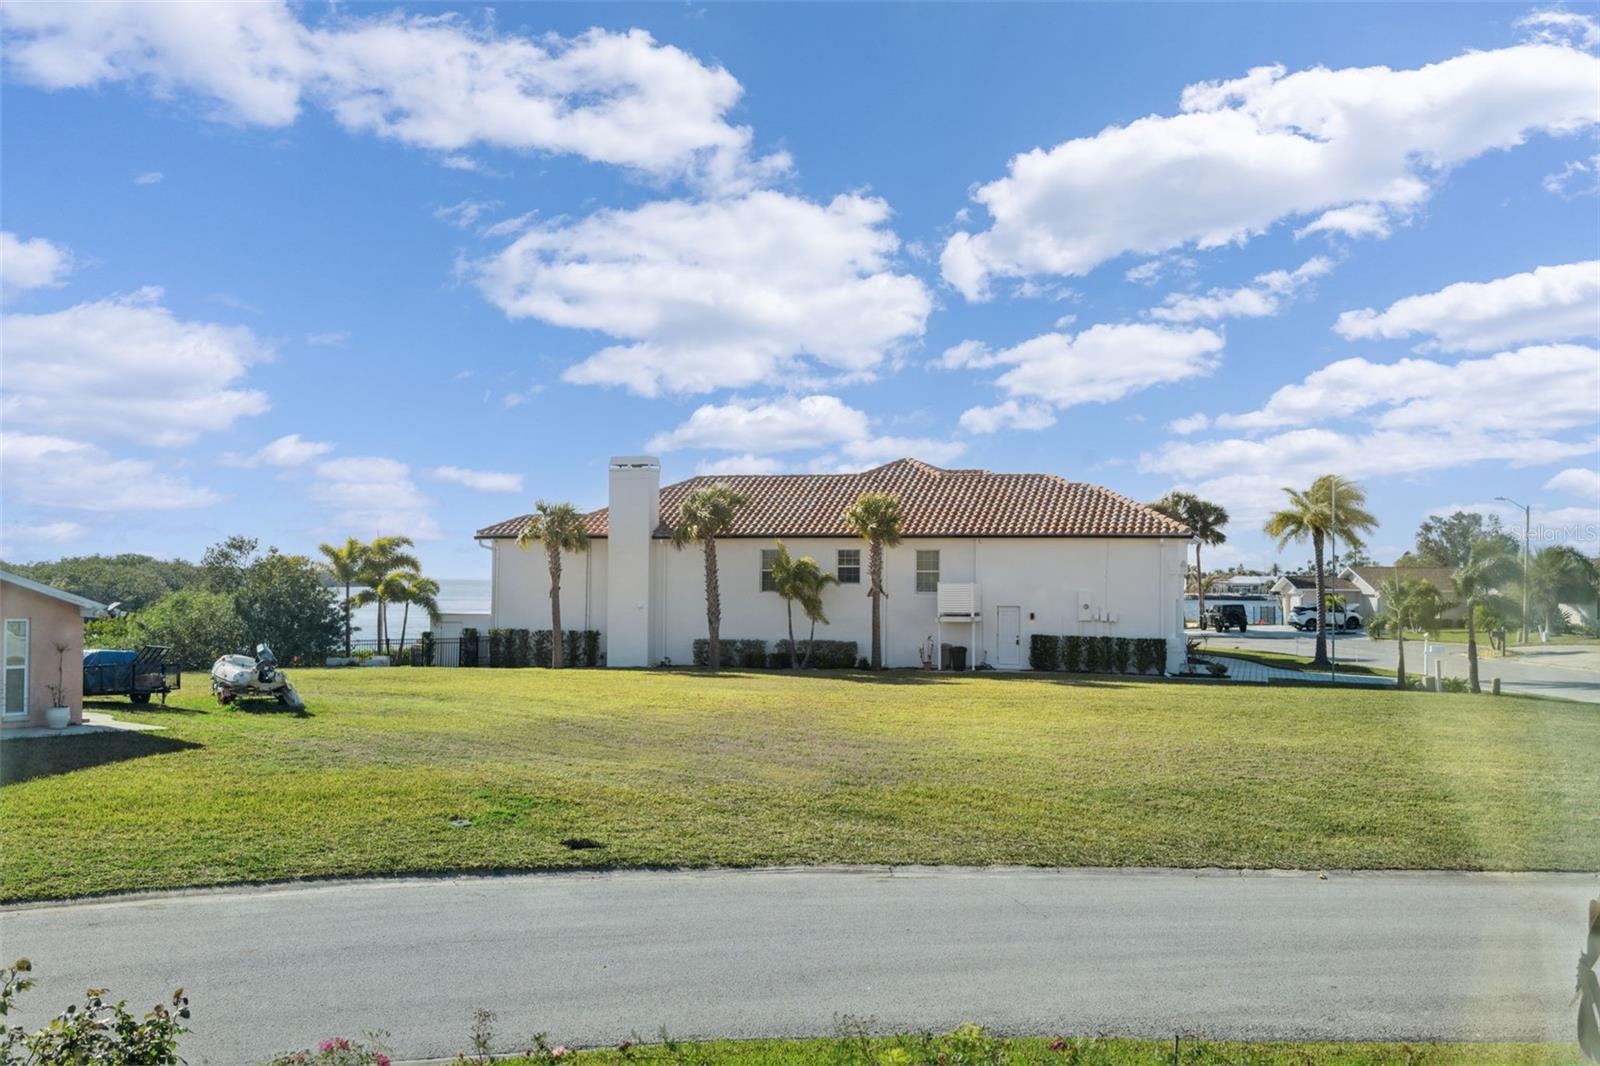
[
  {"x1": 1219, "y1": 574, "x2": 1274, "y2": 596},
  {"x1": 472, "y1": 456, "x2": 1192, "y2": 672},
  {"x1": 1340, "y1": 565, "x2": 1463, "y2": 624},
  {"x1": 0, "y1": 570, "x2": 107, "y2": 729},
  {"x1": 1270, "y1": 573, "x2": 1365, "y2": 619}
]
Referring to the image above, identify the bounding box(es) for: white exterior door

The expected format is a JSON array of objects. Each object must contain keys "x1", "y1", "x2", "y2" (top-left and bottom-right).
[{"x1": 996, "y1": 606, "x2": 1021, "y2": 667}]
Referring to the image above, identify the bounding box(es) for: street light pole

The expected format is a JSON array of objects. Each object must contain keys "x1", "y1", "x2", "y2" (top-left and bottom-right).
[{"x1": 1495, "y1": 496, "x2": 1530, "y2": 645}]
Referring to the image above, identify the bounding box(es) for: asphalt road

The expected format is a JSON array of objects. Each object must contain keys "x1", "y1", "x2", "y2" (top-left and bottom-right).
[
  {"x1": 5, "y1": 867, "x2": 1596, "y2": 1064},
  {"x1": 1197, "y1": 625, "x2": 1600, "y2": 703}
]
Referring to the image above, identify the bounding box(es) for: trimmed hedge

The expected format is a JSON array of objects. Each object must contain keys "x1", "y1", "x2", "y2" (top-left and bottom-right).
[
  {"x1": 459, "y1": 627, "x2": 480, "y2": 667},
  {"x1": 1028, "y1": 635, "x2": 1168, "y2": 676},
  {"x1": 694, "y1": 637, "x2": 859, "y2": 669}
]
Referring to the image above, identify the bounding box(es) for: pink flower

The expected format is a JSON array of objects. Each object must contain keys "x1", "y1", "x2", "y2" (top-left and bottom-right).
[
  {"x1": 552, "y1": 1048, "x2": 568, "y2": 1059},
  {"x1": 374, "y1": 1055, "x2": 391, "y2": 1066},
  {"x1": 319, "y1": 1041, "x2": 335, "y2": 1053}
]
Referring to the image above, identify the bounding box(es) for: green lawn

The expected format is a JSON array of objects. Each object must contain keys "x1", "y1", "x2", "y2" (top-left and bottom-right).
[
  {"x1": 487, "y1": 1034, "x2": 1587, "y2": 1064},
  {"x1": 2, "y1": 668, "x2": 1597, "y2": 902},
  {"x1": 1378, "y1": 629, "x2": 1600, "y2": 648}
]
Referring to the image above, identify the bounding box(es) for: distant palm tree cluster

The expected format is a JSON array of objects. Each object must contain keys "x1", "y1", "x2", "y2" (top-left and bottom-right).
[{"x1": 317, "y1": 535, "x2": 440, "y2": 658}]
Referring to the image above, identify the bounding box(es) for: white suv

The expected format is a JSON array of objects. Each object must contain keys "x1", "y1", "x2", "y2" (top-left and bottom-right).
[{"x1": 1290, "y1": 605, "x2": 1363, "y2": 631}]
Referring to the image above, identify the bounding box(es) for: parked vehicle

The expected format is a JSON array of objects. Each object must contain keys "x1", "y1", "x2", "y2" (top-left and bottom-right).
[
  {"x1": 211, "y1": 642, "x2": 304, "y2": 710},
  {"x1": 83, "y1": 646, "x2": 180, "y2": 705},
  {"x1": 1203, "y1": 604, "x2": 1249, "y2": 632},
  {"x1": 1289, "y1": 605, "x2": 1363, "y2": 631}
]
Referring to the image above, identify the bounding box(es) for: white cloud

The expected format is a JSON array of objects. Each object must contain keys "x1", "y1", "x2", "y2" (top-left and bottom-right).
[
  {"x1": 958, "y1": 400, "x2": 1057, "y2": 434},
  {"x1": 221, "y1": 433, "x2": 334, "y2": 468},
  {"x1": 647, "y1": 394, "x2": 871, "y2": 453},
  {"x1": 1542, "y1": 153, "x2": 1600, "y2": 197},
  {"x1": 0, "y1": 433, "x2": 221, "y2": 511},
  {"x1": 1142, "y1": 344, "x2": 1600, "y2": 523},
  {"x1": 1169, "y1": 413, "x2": 1211, "y2": 435},
  {"x1": 940, "y1": 41, "x2": 1600, "y2": 299},
  {"x1": 0, "y1": 231, "x2": 73, "y2": 294},
  {"x1": 0, "y1": 287, "x2": 271, "y2": 446},
  {"x1": 475, "y1": 192, "x2": 931, "y2": 396},
  {"x1": 0, "y1": 520, "x2": 88, "y2": 555},
  {"x1": 694, "y1": 453, "x2": 786, "y2": 476},
  {"x1": 1125, "y1": 254, "x2": 1196, "y2": 286},
  {"x1": 1546, "y1": 466, "x2": 1600, "y2": 498},
  {"x1": 0, "y1": 5, "x2": 786, "y2": 192},
  {"x1": 132, "y1": 170, "x2": 163, "y2": 185},
  {"x1": 435, "y1": 198, "x2": 501, "y2": 229},
  {"x1": 942, "y1": 322, "x2": 1224, "y2": 410},
  {"x1": 1150, "y1": 256, "x2": 1332, "y2": 323},
  {"x1": 1333, "y1": 260, "x2": 1600, "y2": 352},
  {"x1": 1517, "y1": 9, "x2": 1600, "y2": 50},
  {"x1": 429, "y1": 465, "x2": 524, "y2": 493},
  {"x1": 1293, "y1": 204, "x2": 1393, "y2": 240},
  {"x1": 1213, "y1": 345, "x2": 1599, "y2": 434},
  {"x1": 312, "y1": 456, "x2": 439, "y2": 539},
  {"x1": 304, "y1": 330, "x2": 350, "y2": 347}
]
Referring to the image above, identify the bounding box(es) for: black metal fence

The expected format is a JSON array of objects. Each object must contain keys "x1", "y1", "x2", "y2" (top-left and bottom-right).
[{"x1": 327, "y1": 636, "x2": 601, "y2": 668}]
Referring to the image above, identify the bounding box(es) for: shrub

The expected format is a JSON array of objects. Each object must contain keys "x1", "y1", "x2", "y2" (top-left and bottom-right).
[
  {"x1": 1029, "y1": 634, "x2": 1061, "y2": 671},
  {"x1": 1439, "y1": 676, "x2": 1470, "y2": 693},
  {"x1": 1, "y1": 958, "x2": 190, "y2": 1065},
  {"x1": 563, "y1": 630, "x2": 582, "y2": 668},
  {"x1": 582, "y1": 629, "x2": 601, "y2": 668},
  {"x1": 856, "y1": 656, "x2": 871, "y2": 670},
  {"x1": 1132, "y1": 638, "x2": 1166, "y2": 675},
  {"x1": 420, "y1": 632, "x2": 435, "y2": 667},
  {"x1": 1206, "y1": 661, "x2": 1229, "y2": 678},
  {"x1": 807, "y1": 639, "x2": 858, "y2": 669},
  {"x1": 459, "y1": 628, "x2": 480, "y2": 667},
  {"x1": 1060, "y1": 635, "x2": 1084, "y2": 673},
  {"x1": 691, "y1": 638, "x2": 769, "y2": 668},
  {"x1": 1112, "y1": 637, "x2": 1132, "y2": 674},
  {"x1": 264, "y1": 1036, "x2": 393, "y2": 1066}
]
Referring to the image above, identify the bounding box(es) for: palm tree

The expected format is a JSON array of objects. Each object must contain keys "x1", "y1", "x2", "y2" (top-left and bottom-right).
[
  {"x1": 670, "y1": 485, "x2": 749, "y2": 672},
  {"x1": 1524, "y1": 545, "x2": 1597, "y2": 636},
  {"x1": 517, "y1": 501, "x2": 591, "y2": 668},
  {"x1": 356, "y1": 535, "x2": 421, "y2": 654},
  {"x1": 770, "y1": 542, "x2": 838, "y2": 668},
  {"x1": 1376, "y1": 576, "x2": 1443, "y2": 689},
  {"x1": 317, "y1": 536, "x2": 368, "y2": 657},
  {"x1": 1451, "y1": 537, "x2": 1519, "y2": 693},
  {"x1": 844, "y1": 492, "x2": 904, "y2": 670},
  {"x1": 1263, "y1": 475, "x2": 1378, "y2": 667},
  {"x1": 393, "y1": 574, "x2": 441, "y2": 658},
  {"x1": 795, "y1": 562, "x2": 838, "y2": 668},
  {"x1": 1150, "y1": 492, "x2": 1229, "y2": 620}
]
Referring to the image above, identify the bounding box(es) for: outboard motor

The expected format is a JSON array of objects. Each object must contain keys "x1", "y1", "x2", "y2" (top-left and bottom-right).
[{"x1": 255, "y1": 642, "x2": 278, "y2": 684}]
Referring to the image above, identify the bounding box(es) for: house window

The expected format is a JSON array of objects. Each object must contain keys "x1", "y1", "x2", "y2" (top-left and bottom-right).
[
  {"x1": 760, "y1": 549, "x2": 778, "y2": 592},
  {"x1": 3, "y1": 619, "x2": 27, "y2": 720},
  {"x1": 915, "y1": 550, "x2": 940, "y2": 593},
  {"x1": 837, "y1": 549, "x2": 861, "y2": 584}
]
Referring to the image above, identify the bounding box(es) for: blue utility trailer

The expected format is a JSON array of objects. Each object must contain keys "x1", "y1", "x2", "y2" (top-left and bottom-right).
[{"x1": 83, "y1": 646, "x2": 180, "y2": 705}]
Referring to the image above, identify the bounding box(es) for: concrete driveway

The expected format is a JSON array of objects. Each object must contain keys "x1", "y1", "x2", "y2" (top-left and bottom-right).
[
  {"x1": 4, "y1": 867, "x2": 1596, "y2": 1064},
  {"x1": 1196, "y1": 625, "x2": 1600, "y2": 703}
]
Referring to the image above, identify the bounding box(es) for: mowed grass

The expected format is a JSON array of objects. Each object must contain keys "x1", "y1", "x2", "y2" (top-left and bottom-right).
[
  {"x1": 493, "y1": 1036, "x2": 1586, "y2": 1065},
  {"x1": 2, "y1": 668, "x2": 1597, "y2": 901}
]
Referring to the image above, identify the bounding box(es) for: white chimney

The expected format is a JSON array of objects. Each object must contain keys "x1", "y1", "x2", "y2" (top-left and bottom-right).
[{"x1": 605, "y1": 456, "x2": 660, "y2": 667}]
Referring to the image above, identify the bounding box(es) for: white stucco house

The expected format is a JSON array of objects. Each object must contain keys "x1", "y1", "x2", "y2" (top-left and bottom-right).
[{"x1": 466, "y1": 456, "x2": 1192, "y2": 672}]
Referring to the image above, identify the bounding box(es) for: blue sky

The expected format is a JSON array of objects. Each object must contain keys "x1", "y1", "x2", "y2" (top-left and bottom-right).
[{"x1": 2, "y1": 1, "x2": 1597, "y2": 576}]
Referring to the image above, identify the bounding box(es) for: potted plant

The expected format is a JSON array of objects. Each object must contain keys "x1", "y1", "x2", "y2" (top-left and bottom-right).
[{"x1": 45, "y1": 641, "x2": 71, "y2": 729}]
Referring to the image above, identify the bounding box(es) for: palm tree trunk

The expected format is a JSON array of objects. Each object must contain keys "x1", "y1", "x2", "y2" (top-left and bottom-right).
[
  {"x1": 1395, "y1": 632, "x2": 1406, "y2": 690},
  {"x1": 343, "y1": 579, "x2": 352, "y2": 657},
  {"x1": 398, "y1": 601, "x2": 410, "y2": 657},
  {"x1": 786, "y1": 600, "x2": 798, "y2": 669},
  {"x1": 1467, "y1": 610, "x2": 1480, "y2": 693},
  {"x1": 869, "y1": 538, "x2": 883, "y2": 670},
  {"x1": 1195, "y1": 543, "x2": 1205, "y2": 621},
  {"x1": 805, "y1": 616, "x2": 817, "y2": 668},
  {"x1": 1311, "y1": 533, "x2": 1329, "y2": 666},
  {"x1": 705, "y1": 537, "x2": 721, "y2": 671},
  {"x1": 548, "y1": 547, "x2": 563, "y2": 668}
]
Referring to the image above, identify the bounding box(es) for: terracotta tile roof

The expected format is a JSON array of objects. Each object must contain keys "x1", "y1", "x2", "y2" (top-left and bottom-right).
[{"x1": 476, "y1": 458, "x2": 1191, "y2": 541}]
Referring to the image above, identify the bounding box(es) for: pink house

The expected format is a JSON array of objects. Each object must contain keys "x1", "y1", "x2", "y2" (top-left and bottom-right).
[{"x1": 0, "y1": 570, "x2": 107, "y2": 729}]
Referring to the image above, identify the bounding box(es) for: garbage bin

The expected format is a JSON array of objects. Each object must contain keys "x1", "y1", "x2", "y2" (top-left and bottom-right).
[
  {"x1": 949, "y1": 645, "x2": 968, "y2": 671},
  {"x1": 940, "y1": 642, "x2": 954, "y2": 669}
]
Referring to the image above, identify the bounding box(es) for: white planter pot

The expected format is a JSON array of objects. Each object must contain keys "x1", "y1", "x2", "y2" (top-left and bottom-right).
[{"x1": 45, "y1": 705, "x2": 71, "y2": 729}]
